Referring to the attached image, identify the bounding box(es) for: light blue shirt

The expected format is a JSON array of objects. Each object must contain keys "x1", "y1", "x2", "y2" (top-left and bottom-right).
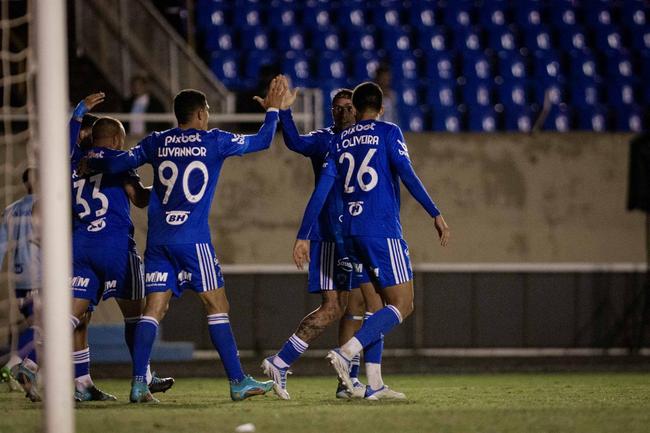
[{"x1": 0, "y1": 194, "x2": 40, "y2": 290}]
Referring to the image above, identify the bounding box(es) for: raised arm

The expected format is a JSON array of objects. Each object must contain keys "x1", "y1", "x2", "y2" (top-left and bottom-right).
[
  {"x1": 70, "y1": 93, "x2": 105, "y2": 158},
  {"x1": 388, "y1": 127, "x2": 450, "y2": 246},
  {"x1": 278, "y1": 108, "x2": 322, "y2": 156}
]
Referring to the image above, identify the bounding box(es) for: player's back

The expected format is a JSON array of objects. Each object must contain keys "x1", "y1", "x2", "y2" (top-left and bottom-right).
[
  {"x1": 141, "y1": 127, "x2": 242, "y2": 246},
  {"x1": 330, "y1": 119, "x2": 404, "y2": 238},
  {"x1": 71, "y1": 147, "x2": 136, "y2": 249}
]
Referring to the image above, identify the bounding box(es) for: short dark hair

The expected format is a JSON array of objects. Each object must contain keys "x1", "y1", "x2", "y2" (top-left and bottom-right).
[
  {"x1": 81, "y1": 113, "x2": 99, "y2": 131},
  {"x1": 352, "y1": 82, "x2": 383, "y2": 113},
  {"x1": 92, "y1": 117, "x2": 124, "y2": 140},
  {"x1": 22, "y1": 168, "x2": 34, "y2": 184},
  {"x1": 332, "y1": 88, "x2": 353, "y2": 103},
  {"x1": 173, "y1": 89, "x2": 207, "y2": 124}
]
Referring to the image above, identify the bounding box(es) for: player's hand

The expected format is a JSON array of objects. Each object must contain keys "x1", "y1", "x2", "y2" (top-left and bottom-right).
[
  {"x1": 434, "y1": 215, "x2": 450, "y2": 247},
  {"x1": 293, "y1": 239, "x2": 310, "y2": 270},
  {"x1": 83, "y1": 92, "x2": 105, "y2": 111},
  {"x1": 280, "y1": 87, "x2": 299, "y2": 110},
  {"x1": 265, "y1": 75, "x2": 288, "y2": 110}
]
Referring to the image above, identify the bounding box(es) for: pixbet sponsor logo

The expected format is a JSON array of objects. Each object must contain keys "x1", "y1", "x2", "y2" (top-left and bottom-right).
[
  {"x1": 164, "y1": 133, "x2": 202, "y2": 146},
  {"x1": 341, "y1": 122, "x2": 375, "y2": 138}
]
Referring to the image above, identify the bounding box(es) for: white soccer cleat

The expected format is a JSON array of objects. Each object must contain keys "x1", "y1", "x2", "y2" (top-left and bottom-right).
[
  {"x1": 261, "y1": 357, "x2": 290, "y2": 400},
  {"x1": 326, "y1": 349, "x2": 353, "y2": 392},
  {"x1": 364, "y1": 385, "x2": 407, "y2": 401}
]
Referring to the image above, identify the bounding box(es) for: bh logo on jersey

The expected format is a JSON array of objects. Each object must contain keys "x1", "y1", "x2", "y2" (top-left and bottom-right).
[
  {"x1": 166, "y1": 210, "x2": 190, "y2": 225},
  {"x1": 348, "y1": 201, "x2": 364, "y2": 216},
  {"x1": 87, "y1": 218, "x2": 106, "y2": 232}
]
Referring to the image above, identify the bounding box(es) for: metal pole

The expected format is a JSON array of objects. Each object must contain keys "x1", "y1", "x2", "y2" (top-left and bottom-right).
[{"x1": 35, "y1": 1, "x2": 74, "y2": 432}]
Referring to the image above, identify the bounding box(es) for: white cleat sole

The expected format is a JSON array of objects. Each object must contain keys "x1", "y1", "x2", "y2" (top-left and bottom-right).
[
  {"x1": 261, "y1": 359, "x2": 290, "y2": 400},
  {"x1": 365, "y1": 387, "x2": 407, "y2": 401},
  {"x1": 326, "y1": 350, "x2": 353, "y2": 392}
]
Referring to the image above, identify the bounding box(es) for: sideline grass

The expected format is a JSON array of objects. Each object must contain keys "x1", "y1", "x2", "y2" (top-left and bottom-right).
[{"x1": 1, "y1": 373, "x2": 649, "y2": 433}]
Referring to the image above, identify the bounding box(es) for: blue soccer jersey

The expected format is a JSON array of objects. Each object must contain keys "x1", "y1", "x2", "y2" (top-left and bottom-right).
[
  {"x1": 71, "y1": 147, "x2": 139, "y2": 250},
  {"x1": 279, "y1": 109, "x2": 342, "y2": 242},
  {"x1": 297, "y1": 119, "x2": 440, "y2": 240},
  {"x1": 87, "y1": 110, "x2": 279, "y2": 247}
]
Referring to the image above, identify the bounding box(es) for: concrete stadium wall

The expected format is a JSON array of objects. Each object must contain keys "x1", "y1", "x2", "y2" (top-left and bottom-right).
[{"x1": 129, "y1": 131, "x2": 645, "y2": 264}]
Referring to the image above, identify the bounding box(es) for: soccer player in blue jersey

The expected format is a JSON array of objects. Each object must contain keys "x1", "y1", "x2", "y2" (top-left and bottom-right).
[
  {"x1": 69, "y1": 94, "x2": 173, "y2": 402},
  {"x1": 254, "y1": 80, "x2": 379, "y2": 399},
  {"x1": 0, "y1": 168, "x2": 40, "y2": 397},
  {"x1": 85, "y1": 77, "x2": 287, "y2": 403},
  {"x1": 294, "y1": 82, "x2": 450, "y2": 400}
]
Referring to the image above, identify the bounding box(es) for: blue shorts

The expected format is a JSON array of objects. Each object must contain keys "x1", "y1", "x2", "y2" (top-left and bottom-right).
[
  {"x1": 72, "y1": 245, "x2": 144, "y2": 306},
  {"x1": 346, "y1": 237, "x2": 413, "y2": 289},
  {"x1": 144, "y1": 243, "x2": 225, "y2": 297},
  {"x1": 307, "y1": 241, "x2": 352, "y2": 294},
  {"x1": 351, "y1": 262, "x2": 371, "y2": 288}
]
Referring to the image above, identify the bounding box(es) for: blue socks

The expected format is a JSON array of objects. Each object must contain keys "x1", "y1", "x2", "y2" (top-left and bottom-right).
[
  {"x1": 276, "y1": 334, "x2": 308, "y2": 367},
  {"x1": 350, "y1": 354, "x2": 361, "y2": 379},
  {"x1": 363, "y1": 312, "x2": 384, "y2": 364},
  {"x1": 73, "y1": 347, "x2": 90, "y2": 379},
  {"x1": 132, "y1": 316, "x2": 158, "y2": 383},
  {"x1": 18, "y1": 327, "x2": 36, "y2": 362},
  {"x1": 207, "y1": 313, "x2": 245, "y2": 383},
  {"x1": 354, "y1": 305, "x2": 401, "y2": 348}
]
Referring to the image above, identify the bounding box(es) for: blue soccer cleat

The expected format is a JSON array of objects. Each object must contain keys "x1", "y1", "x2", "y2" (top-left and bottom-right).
[
  {"x1": 229, "y1": 375, "x2": 274, "y2": 401},
  {"x1": 148, "y1": 372, "x2": 175, "y2": 394},
  {"x1": 261, "y1": 356, "x2": 291, "y2": 400},
  {"x1": 130, "y1": 380, "x2": 159, "y2": 404},
  {"x1": 326, "y1": 349, "x2": 353, "y2": 393},
  {"x1": 74, "y1": 385, "x2": 117, "y2": 402}
]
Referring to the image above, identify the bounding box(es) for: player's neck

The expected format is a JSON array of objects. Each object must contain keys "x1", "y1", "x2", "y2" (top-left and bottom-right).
[
  {"x1": 358, "y1": 114, "x2": 378, "y2": 122},
  {"x1": 178, "y1": 121, "x2": 203, "y2": 131}
]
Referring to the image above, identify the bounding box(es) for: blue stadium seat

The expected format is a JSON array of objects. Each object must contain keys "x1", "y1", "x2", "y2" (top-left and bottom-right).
[
  {"x1": 399, "y1": 106, "x2": 426, "y2": 132},
  {"x1": 337, "y1": 4, "x2": 367, "y2": 29},
  {"x1": 607, "y1": 82, "x2": 637, "y2": 107},
  {"x1": 462, "y1": 54, "x2": 492, "y2": 82},
  {"x1": 424, "y1": 52, "x2": 457, "y2": 81},
  {"x1": 427, "y1": 82, "x2": 458, "y2": 110},
  {"x1": 568, "y1": 52, "x2": 600, "y2": 82},
  {"x1": 549, "y1": 4, "x2": 577, "y2": 29},
  {"x1": 534, "y1": 83, "x2": 566, "y2": 106},
  {"x1": 391, "y1": 54, "x2": 419, "y2": 82},
  {"x1": 409, "y1": 4, "x2": 438, "y2": 30},
  {"x1": 556, "y1": 27, "x2": 589, "y2": 54},
  {"x1": 381, "y1": 27, "x2": 412, "y2": 52},
  {"x1": 233, "y1": 3, "x2": 263, "y2": 27},
  {"x1": 317, "y1": 53, "x2": 347, "y2": 82},
  {"x1": 443, "y1": 3, "x2": 474, "y2": 30},
  {"x1": 497, "y1": 52, "x2": 528, "y2": 81},
  {"x1": 515, "y1": 3, "x2": 543, "y2": 29},
  {"x1": 605, "y1": 53, "x2": 636, "y2": 82},
  {"x1": 503, "y1": 107, "x2": 533, "y2": 132},
  {"x1": 570, "y1": 82, "x2": 603, "y2": 108},
  {"x1": 373, "y1": 5, "x2": 403, "y2": 29},
  {"x1": 282, "y1": 51, "x2": 313, "y2": 88},
  {"x1": 205, "y1": 27, "x2": 236, "y2": 53},
  {"x1": 532, "y1": 51, "x2": 564, "y2": 85},
  {"x1": 462, "y1": 82, "x2": 493, "y2": 107},
  {"x1": 575, "y1": 105, "x2": 608, "y2": 132},
  {"x1": 479, "y1": 1, "x2": 509, "y2": 29},
  {"x1": 488, "y1": 28, "x2": 518, "y2": 54},
  {"x1": 523, "y1": 27, "x2": 553, "y2": 55},
  {"x1": 432, "y1": 108, "x2": 463, "y2": 132},
  {"x1": 312, "y1": 29, "x2": 341, "y2": 51},
  {"x1": 398, "y1": 84, "x2": 420, "y2": 108},
  {"x1": 613, "y1": 105, "x2": 644, "y2": 132},
  {"x1": 268, "y1": 1, "x2": 297, "y2": 29},
  {"x1": 542, "y1": 105, "x2": 572, "y2": 131},
  {"x1": 346, "y1": 31, "x2": 378, "y2": 52},
  {"x1": 419, "y1": 28, "x2": 450, "y2": 54},
  {"x1": 498, "y1": 82, "x2": 529, "y2": 108},
  {"x1": 455, "y1": 30, "x2": 483, "y2": 53},
  {"x1": 197, "y1": 0, "x2": 230, "y2": 30},
  {"x1": 210, "y1": 52, "x2": 245, "y2": 89},
  {"x1": 351, "y1": 51, "x2": 381, "y2": 81},
  {"x1": 629, "y1": 28, "x2": 650, "y2": 51},
  {"x1": 621, "y1": 0, "x2": 648, "y2": 28},
  {"x1": 584, "y1": 2, "x2": 613, "y2": 29},
  {"x1": 277, "y1": 29, "x2": 306, "y2": 51},
  {"x1": 593, "y1": 28, "x2": 625, "y2": 54},
  {"x1": 467, "y1": 107, "x2": 498, "y2": 132},
  {"x1": 240, "y1": 27, "x2": 271, "y2": 51},
  {"x1": 303, "y1": 3, "x2": 330, "y2": 28}
]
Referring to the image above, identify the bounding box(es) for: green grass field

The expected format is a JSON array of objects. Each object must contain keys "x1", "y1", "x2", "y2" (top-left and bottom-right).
[{"x1": 1, "y1": 373, "x2": 649, "y2": 433}]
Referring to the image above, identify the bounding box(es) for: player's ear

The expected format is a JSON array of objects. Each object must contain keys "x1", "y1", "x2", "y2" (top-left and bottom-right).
[{"x1": 379, "y1": 106, "x2": 385, "y2": 117}]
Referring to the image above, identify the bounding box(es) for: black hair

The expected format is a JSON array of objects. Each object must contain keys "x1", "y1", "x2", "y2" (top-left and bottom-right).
[
  {"x1": 22, "y1": 168, "x2": 32, "y2": 184},
  {"x1": 351, "y1": 82, "x2": 383, "y2": 114},
  {"x1": 332, "y1": 88, "x2": 353, "y2": 103},
  {"x1": 81, "y1": 113, "x2": 99, "y2": 130},
  {"x1": 173, "y1": 89, "x2": 207, "y2": 124}
]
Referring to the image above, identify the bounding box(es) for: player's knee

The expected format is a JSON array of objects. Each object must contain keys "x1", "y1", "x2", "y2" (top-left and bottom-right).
[
  {"x1": 322, "y1": 300, "x2": 344, "y2": 321},
  {"x1": 396, "y1": 301, "x2": 414, "y2": 320}
]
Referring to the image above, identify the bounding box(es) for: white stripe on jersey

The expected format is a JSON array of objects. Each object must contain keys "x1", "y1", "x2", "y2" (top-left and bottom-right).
[
  {"x1": 391, "y1": 239, "x2": 404, "y2": 284},
  {"x1": 205, "y1": 243, "x2": 219, "y2": 290},
  {"x1": 197, "y1": 243, "x2": 219, "y2": 291},
  {"x1": 195, "y1": 244, "x2": 208, "y2": 292},
  {"x1": 395, "y1": 239, "x2": 409, "y2": 283}
]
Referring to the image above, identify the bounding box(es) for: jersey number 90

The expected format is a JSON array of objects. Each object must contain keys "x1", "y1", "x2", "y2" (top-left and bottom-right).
[{"x1": 158, "y1": 160, "x2": 209, "y2": 205}]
